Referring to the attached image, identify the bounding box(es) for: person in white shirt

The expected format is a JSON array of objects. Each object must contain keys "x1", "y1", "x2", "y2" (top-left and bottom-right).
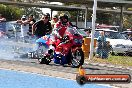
[{"x1": 17, "y1": 15, "x2": 29, "y2": 41}]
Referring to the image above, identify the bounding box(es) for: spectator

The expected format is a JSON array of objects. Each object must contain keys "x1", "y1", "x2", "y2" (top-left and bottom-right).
[
  {"x1": 87, "y1": 30, "x2": 91, "y2": 37},
  {"x1": 50, "y1": 15, "x2": 59, "y2": 28},
  {"x1": 0, "y1": 14, "x2": 6, "y2": 35},
  {"x1": 0, "y1": 14, "x2": 6, "y2": 22},
  {"x1": 27, "y1": 15, "x2": 36, "y2": 36},
  {"x1": 84, "y1": 28, "x2": 91, "y2": 37},
  {"x1": 46, "y1": 13, "x2": 51, "y2": 21},
  {"x1": 32, "y1": 14, "x2": 52, "y2": 38},
  {"x1": 17, "y1": 15, "x2": 29, "y2": 40},
  {"x1": 128, "y1": 34, "x2": 132, "y2": 41},
  {"x1": 96, "y1": 31, "x2": 109, "y2": 59}
]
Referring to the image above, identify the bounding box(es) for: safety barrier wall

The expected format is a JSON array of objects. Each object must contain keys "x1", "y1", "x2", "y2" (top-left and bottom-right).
[{"x1": 82, "y1": 37, "x2": 97, "y2": 57}]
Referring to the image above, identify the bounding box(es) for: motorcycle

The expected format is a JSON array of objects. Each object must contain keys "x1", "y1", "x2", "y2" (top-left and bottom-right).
[
  {"x1": 53, "y1": 27, "x2": 84, "y2": 67},
  {"x1": 28, "y1": 26, "x2": 84, "y2": 67}
]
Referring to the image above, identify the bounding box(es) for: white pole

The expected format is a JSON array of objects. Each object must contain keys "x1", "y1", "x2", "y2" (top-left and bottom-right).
[
  {"x1": 85, "y1": 7, "x2": 87, "y2": 28},
  {"x1": 89, "y1": 0, "x2": 97, "y2": 60}
]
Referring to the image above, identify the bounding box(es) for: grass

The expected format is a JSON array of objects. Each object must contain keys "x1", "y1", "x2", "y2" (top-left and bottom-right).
[{"x1": 85, "y1": 54, "x2": 132, "y2": 67}]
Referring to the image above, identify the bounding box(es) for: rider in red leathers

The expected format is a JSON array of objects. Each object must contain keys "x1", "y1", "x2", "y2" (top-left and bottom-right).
[
  {"x1": 53, "y1": 14, "x2": 73, "y2": 65},
  {"x1": 54, "y1": 14, "x2": 73, "y2": 39}
]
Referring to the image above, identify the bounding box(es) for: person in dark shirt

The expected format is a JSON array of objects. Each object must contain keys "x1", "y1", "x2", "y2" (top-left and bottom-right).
[{"x1": 32, "y1": 14, "x2": 52, "y2": 38}]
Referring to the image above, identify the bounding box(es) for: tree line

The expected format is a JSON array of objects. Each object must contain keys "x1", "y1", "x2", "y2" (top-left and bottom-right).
[
  {"x1": 0, "y1": 4, "x2": 43, "y2": 21},
  {"x1": 0, "y1": 4, "x2": 23, "y2": 21}
]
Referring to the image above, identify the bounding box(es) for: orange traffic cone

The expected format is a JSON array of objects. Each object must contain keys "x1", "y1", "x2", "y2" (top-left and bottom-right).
[{"x1": 78, "y1": 66, "x2": 86, "y2": 76}]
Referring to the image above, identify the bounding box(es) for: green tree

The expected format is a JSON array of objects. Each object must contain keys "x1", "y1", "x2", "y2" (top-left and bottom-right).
[
  {"x1": 8, "y1": 0, "x2": 44, "y2": 19},
  {"x1": 0, "y1": 4, "x2": 23, "y2": 21},
  {"x1": 96, "y1": 12, "x2": 113, "y2": 25},
  {"x1": 22, "y1": 7, "x2": 43, "y2": 19},
  {"x1": 123, "y1": 15, "x2": 132, "y2": 29}
]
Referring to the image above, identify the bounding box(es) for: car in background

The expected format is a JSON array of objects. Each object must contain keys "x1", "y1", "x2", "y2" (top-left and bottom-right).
[
  {"x1": 121, "y1": 31, "x2": 132, "y2": 41},
  {"x1": 77, "y1": 28, "x2": 132, "y2": 55},
  {"x1": 96, "y1": 24, "x2": 120, "y2": 31},
  {"x1": 94, "y1": 29, "x2": 132, "y2": 55}
]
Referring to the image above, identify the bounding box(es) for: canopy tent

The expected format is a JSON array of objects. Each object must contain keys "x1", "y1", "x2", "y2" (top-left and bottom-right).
[
  {"x1": 1, "y1": 0, "x2": 132, "y2": 28},
  {"x1": 0, "y1": 1, "x2": 86, "y2": 11},
  {"x1": 44, "y1": 0, "x2": 132, "y2": 8},
  {"x1": 0, "y1": 0, "x2": 132, "y2": 12}
]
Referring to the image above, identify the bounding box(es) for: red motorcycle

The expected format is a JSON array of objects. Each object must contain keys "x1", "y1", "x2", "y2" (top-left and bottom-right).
[
  {"x1": 28, "y1": 26, "x2": 84, "y2": 67},
  {"x1": 53, "y1": 27, "x2": 84, "y2": 67}
]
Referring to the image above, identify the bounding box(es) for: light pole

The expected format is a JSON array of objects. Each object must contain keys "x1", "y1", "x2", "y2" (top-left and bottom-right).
[{"x1": 89, "y1": 0, "x2": 97, "y2": 60}]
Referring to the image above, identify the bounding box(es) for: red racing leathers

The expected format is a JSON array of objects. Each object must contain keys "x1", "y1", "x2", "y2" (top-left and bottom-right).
[{"x1": 54, "y1": 21, "x2": 72, "y2": 38}]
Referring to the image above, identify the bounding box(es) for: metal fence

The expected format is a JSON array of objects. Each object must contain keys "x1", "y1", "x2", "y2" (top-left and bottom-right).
[{"x1": 86, "y1": 29, "x2": 132, "y2": 67}]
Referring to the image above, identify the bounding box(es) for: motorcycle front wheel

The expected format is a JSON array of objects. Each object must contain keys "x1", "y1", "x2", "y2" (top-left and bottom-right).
[
  {"x1": 38, "y1": 55, "x2": 52, "y2": 65},
  {"x1": 37, "y1": 44, "x2": 52, "y2": 65},
  {"x1": 71, "y1": 49, "x2": 84, "y2": 68}
]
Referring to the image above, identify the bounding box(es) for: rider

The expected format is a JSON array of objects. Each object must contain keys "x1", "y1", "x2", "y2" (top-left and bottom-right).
[
  {"x1": 53, "y1": 14, "x2": 73, "y2": 65},
  {"x1": 54, "y1": 13, "x2": 73, "y2": 39}
]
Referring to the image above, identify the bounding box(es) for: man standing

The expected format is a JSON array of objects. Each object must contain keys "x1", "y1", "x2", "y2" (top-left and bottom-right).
[
  {"x1": 0, "y1": 14, "x2": 6, "y2": 35},
  {"x1": 50, "y1": 15, "x2": 59, "y2": 28},
  {"x1": 17, "y1": 15, "x2": 29, "y2": 38},
  {"x1": 0, "y1": 14, "x2": 6, "y2": 22},
  {"x1": 32, "y1": 14, "x2": 52, "y2": 38},
  {"x1": 96, "y1": 31, "x2": 109, "y2": 59},
  {"x1": 28, "y1": 15, "x2": 36, "y2": 36}
]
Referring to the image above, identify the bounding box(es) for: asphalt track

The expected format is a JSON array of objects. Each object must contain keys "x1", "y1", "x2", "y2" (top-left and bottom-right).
[
  {"x1": 0, "y1": 58, "x2": 132, "y2": 88},
  {"x1": 0, "y1": 69, "x2": 113, "y2": 88}
]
